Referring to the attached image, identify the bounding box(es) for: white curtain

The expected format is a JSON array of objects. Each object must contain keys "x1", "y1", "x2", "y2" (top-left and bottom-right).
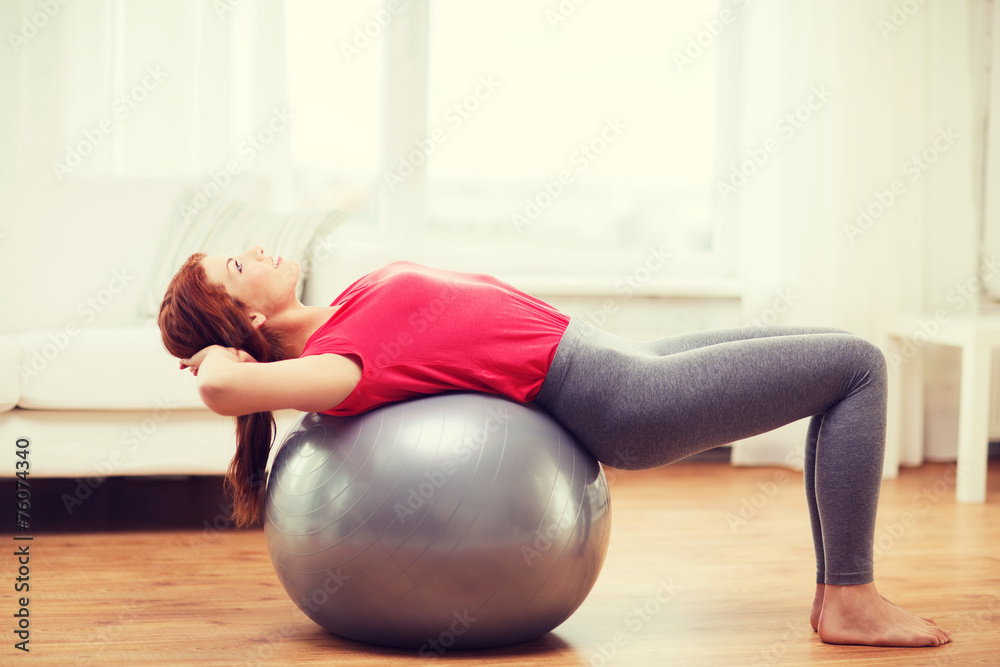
[
  {"x1": 0, "y1": 0, "x2": 291, "y2": 210},
  {"x1": 725, "y1": 0, "x2": 990, "y2": 466}
]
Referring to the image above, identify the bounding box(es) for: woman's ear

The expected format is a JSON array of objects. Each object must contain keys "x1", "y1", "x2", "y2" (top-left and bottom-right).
[{"x1": 249, "y1": 312, "x2": 266, "y2": 329}]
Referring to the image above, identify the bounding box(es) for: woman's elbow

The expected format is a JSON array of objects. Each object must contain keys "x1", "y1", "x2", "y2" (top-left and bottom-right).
[{"x1": 199, "y1": 379, "x2": 241, "y2": 417}]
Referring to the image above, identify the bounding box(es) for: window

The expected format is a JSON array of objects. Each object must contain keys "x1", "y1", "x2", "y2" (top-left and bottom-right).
[
  {"x1": 285, "y1": 1, "x2": 383, "y2": 230},
  {"x1": 424, "y1": 0, "x2": 727, "y2": 283},
  {"x1": 286, "y1": 0, "x2": 733, "y2": 291}
]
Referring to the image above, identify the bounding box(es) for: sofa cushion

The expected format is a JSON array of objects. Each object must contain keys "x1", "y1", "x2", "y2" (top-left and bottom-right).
[
  {"x1": 0, "y1": 176, "x2": 271, "y2": 336},
  {"x1": 140, "y1": 192, "x2": 349, "y2": 318},
  {"x1": 16, "y1": 324, "x2": 206, "y2": 411},
  {"x1": 0, "y1": 336, "x2": 20, "y2": 412}
]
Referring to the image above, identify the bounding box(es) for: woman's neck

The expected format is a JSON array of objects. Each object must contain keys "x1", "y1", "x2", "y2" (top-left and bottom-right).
[{"x1": 270, "y1": 305, "x2": 341, "y2": 359}]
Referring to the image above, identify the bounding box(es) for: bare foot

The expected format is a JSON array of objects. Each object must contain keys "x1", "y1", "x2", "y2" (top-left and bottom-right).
[
  {"x1": 818, "y1": 583, "x2": 952, "y2": 647},
  {"x1": 811, "y1": 583, "x2": 824, "y2": 632},
  {"x1": 811, "y1": 584, "x2": 935, "y2": 632}
]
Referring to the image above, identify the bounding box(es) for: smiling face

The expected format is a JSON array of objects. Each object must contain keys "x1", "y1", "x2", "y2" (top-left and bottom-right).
[{"x1": 200, "y1": 245, "x2": 301, "y2": 322}]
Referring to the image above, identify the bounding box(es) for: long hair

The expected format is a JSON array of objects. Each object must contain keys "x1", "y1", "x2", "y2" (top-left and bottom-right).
[{"x1": 157, "y1": 253, "x2": 291, "y2": 527}]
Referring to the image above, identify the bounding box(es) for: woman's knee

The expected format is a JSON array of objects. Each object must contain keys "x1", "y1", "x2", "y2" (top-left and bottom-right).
[{"x1": 844, "y1": 335, "x2": 888, "y2": 386}]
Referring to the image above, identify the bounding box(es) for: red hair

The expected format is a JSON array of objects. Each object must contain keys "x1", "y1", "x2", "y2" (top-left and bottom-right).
[{"x1": 157, "y1": 253, "x2": 291, "y2": 527}]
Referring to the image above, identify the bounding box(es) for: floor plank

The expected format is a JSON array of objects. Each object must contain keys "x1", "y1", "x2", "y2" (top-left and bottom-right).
[{"x1": 6, "y1": 461, "x2": 999, "y2": 666}]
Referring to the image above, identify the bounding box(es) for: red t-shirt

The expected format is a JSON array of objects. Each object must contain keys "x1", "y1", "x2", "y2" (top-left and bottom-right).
[{"x1": 300, "y1": 261, "x2": 570, "y2": 416}]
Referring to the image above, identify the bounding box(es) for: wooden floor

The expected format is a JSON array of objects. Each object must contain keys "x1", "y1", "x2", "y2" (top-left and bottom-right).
[{"x1": 8, "y1": 461, "x2": 999, "y2": 666}]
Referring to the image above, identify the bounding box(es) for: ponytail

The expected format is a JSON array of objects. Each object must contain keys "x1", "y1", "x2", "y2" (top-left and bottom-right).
[
  {"x1": 229, "y1": 411, "x2": 277, "y2": 527},
  {"x1": 157, "y1": 253, "x2": 291, "y2": 527}
]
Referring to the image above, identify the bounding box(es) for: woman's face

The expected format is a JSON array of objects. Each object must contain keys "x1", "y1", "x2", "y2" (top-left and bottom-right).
[{"x1": 201, "y1": 245, "x2": 300, "y2": 317}]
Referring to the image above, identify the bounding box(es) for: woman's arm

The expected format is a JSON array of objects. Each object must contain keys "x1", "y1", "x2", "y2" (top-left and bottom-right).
[{"x1": 182, "y1": 346, "x2": 361, "y2": 417}]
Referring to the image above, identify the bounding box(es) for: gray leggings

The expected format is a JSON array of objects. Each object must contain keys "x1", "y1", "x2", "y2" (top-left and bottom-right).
[{"x1": 534, "y1": 317, "x2": 888, "y2": 586}]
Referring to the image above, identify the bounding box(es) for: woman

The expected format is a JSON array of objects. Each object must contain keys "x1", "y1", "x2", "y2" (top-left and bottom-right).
[{"x1": 158, "y1": 244, "x2": 951, "y2": 648}]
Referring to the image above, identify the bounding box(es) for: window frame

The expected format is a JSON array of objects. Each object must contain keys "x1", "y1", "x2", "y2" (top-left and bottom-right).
[{"x1": 366, "y1": 0, "x2": 741, "y2": 297}]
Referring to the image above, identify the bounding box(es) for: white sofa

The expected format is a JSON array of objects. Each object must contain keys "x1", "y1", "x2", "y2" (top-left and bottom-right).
[{"x1": 0, "y1": 175, "x2": 382, "y2": 483}]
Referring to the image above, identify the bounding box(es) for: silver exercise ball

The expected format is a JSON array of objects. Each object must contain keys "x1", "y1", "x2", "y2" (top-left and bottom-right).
[{"x1": 264, "y1": 392, "x2": 612, "y2": 651}]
